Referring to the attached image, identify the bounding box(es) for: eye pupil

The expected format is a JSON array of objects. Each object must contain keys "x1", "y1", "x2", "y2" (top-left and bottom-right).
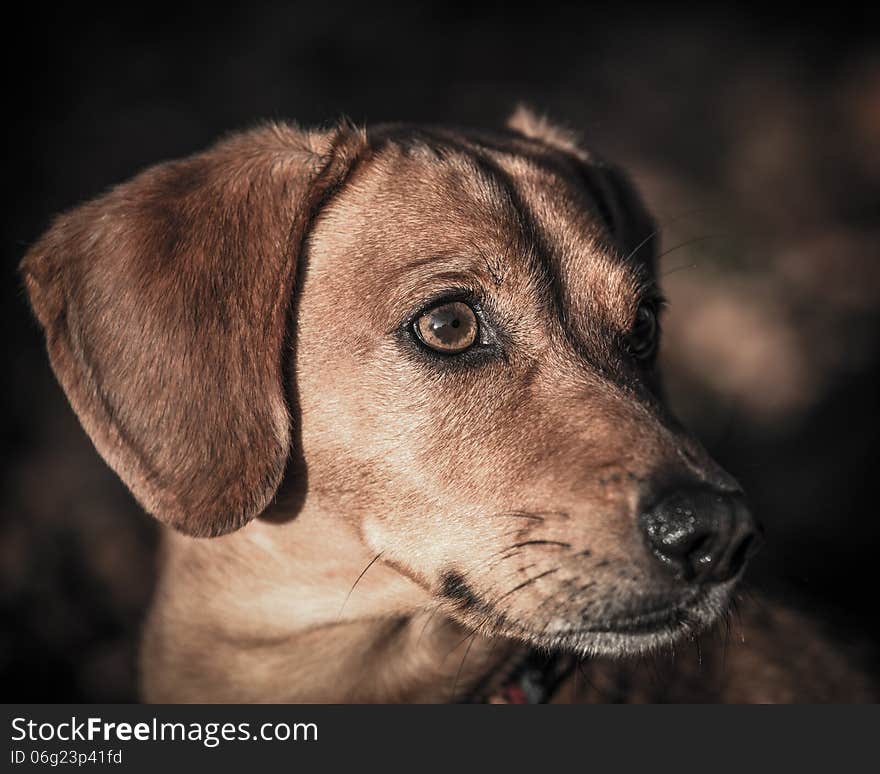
[{"x1": 415, "y1": 301, "x2": 478, "y2": 354}]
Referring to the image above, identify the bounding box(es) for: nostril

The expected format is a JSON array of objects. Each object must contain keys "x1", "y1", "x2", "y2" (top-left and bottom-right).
[
  {"x1": 727, "y1": 529, "x2": 762, "y2": 577},
  {"x1": 669, "y1": 532, "x2": 718, "y2": 582},
  {"x1": 689, "y1": 534, "x2": 720, "y2": 578}
]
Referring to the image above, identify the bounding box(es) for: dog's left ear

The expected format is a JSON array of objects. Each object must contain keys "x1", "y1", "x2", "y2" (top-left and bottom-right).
[
  {"x1": 20, "y1": 122, "x2": 367, "y2": 537},
  {"x1": 507, "y1": 106, "x2": 657, "y2": 265}
]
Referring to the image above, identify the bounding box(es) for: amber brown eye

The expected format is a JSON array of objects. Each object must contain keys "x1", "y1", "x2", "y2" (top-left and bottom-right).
[
  {"x1": 628, "y1": 303, "x2": 659, "y2": 360},
  {"x1": 414, "y1": 301, "x2": 479, "y2": 354}
]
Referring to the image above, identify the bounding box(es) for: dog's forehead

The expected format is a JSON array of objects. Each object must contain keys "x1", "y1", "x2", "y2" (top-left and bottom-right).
[
  {"x1": 480, "y1": 143, "x2": 648, "y2": 331},
  {"x1": 314, "y1": 128, "x2": 645, "y2": 330},
  {"x1": 340, "y1": 132, "x2": 532, "y2": 257}
]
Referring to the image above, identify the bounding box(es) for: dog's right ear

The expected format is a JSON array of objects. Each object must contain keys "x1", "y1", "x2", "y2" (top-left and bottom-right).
[{"x1": 20, "y1": 122, "x2": 367, "y2": 537}]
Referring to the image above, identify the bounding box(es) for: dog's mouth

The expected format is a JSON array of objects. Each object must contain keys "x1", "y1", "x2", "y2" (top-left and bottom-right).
[
  {"x1": 474, "y1": 584, "x2": 733, "y2": 659},
  {"x1": 531, "y1": 584, "x2": 732, "y2": 657},
  {"x1": 579, "y1": 593, "x2": 710, "y2": 635},
  {"x1": 440, "y1": 568, "x2": 734, "y2": 659},
  {"x1": 468, "y1": 589, "x2": 731, "y2": 704},
  {"x1": 583, "y1": 605, "x2": 693, "y2": 635}
]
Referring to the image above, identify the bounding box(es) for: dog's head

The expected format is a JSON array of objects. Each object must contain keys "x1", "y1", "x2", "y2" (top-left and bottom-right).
[{"x1": 21, "y1": 111, "x2": 760, "y2": 657}]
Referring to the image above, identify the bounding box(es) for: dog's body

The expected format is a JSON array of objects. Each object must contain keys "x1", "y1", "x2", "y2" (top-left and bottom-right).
[{"x1": 22, "y1": 112, "x2": 875, "y2": 702}]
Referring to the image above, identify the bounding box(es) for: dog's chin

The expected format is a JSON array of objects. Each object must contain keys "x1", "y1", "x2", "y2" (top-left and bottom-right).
[{"x1": 513, "y1": 584, "x2": 735, "y2": 658}]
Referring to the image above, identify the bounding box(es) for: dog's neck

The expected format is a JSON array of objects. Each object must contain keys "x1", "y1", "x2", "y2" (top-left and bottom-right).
[{"x1": 141, "y1": 512, "x2": 517, "y2": 702}]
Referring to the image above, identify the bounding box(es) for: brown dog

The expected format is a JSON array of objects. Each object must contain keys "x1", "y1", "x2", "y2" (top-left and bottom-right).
[{"x1": 21, "y1": 110, "x2": 873, "y2": 702}]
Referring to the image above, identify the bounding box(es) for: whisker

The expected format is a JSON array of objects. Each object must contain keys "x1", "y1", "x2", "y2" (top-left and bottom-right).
[
  {"x1": 451, "y1": 631, "x2": 479, "y2": 701},
  {"x1": 488, "y1": 510, "x2": 569, "y2": 522},
  {"x1": 336, "y1": 551, "x2": 384, "y2": 619},
  {"x1": 496, "y1": 568, "x2": 560, "y2": 602},
  {"x1": 623, "y1": 206, "x2": 723, "y2": 264},
  {"x1": 660, "y1": 262, "x2": 700, "y2": 277},
  {"x1": 500, "y1": 511, "x2": 546, "y2": 521},
  {"x1": 485, "y1": 547, "x2": 525, "y2": 573},
  {"x1": 624, "y1": 229, "x2": 661, "y2": 264},
  {"x1": 495, "y1": 540, "x2": 571, "y2": 563},
  {"x1": 576, "y1": 659, "x2": 606, "y2": 702},
  {"x1": 720, "y1": 607, "x2": 732, "y2": 679},
  {"x1": 656, "y1": 233, "x2": 734, "y2": 265},
  {"x1": 416, "y1": 601, "x2": 445, "y2": 648},
  {"x1": 733, "y1": 592, "x2": 748, "y2": 644},
  {"x1": 510, "y1": 540, "x2": 572, "y2": 550},
  {"x1": 486, "y1": 511, "x2": 543, "y2": 522},
  {"x1": 443, "y1": 608, "x2": 498, "y2": 659}
]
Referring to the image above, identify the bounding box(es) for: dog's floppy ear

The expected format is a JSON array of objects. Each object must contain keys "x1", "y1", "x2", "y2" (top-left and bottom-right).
[
  {"x1": 20, "y1": 122, "x2": 366, "y2": 537},
  {"x1": 507, "y1": 106, "x2": 657, "y2": 265}
]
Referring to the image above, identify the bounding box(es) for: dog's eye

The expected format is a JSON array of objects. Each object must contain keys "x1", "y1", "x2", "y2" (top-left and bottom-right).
[
  {"x1": 627, "y1": 303, "x2": 659, "y2": 360},
  {"x1": 414, "y1": 301, "x2": 479, "y2": 354}
]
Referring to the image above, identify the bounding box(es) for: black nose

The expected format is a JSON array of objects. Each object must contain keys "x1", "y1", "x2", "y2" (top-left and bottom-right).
[{"x1": 639, "y1": 486, "x2": 761, "y2": 583}]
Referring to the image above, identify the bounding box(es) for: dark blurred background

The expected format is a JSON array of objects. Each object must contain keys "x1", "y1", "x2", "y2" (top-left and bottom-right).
[{"x1": 2, "y1": 2, "x2": 879, "y2": 701}]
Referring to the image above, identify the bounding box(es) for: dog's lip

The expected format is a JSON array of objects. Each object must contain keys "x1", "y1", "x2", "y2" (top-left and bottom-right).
[
  {"x1": 566, "y1": 591, "x2": 709, "y2": 636},
  {"x1": 583, "y1": 605, "x2": 691, "y2": 635}
]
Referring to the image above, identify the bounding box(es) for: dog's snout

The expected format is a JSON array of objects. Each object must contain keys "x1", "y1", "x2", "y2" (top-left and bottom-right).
[{"x1": 639, "y1": 487, "x2": 761, "y2": 583}]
